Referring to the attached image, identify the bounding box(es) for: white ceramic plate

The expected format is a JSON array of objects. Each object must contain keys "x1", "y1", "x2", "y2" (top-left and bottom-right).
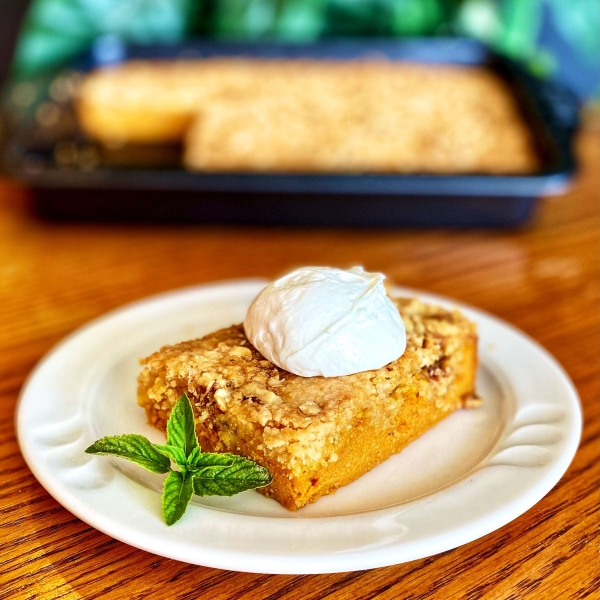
[{"x1": 17, "y1": 280, "x2": 582, "y2": 574}]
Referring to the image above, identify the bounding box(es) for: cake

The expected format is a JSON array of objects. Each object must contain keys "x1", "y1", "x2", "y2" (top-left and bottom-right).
[
  {"x1": 76, "y1": 59, "x2": 539, "y2": 174},
  {"x1": 137, "y1": 297, "x2": 478, "y2": 511}
]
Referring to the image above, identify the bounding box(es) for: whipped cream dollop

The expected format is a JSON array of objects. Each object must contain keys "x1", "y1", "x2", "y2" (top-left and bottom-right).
[{"x1": 244, "y1": 266, "x2": 406, "y2": 377}]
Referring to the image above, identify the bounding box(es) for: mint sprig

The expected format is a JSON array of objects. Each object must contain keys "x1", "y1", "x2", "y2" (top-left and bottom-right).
[{"x1": 85, "y1": 393, "x2": 272, "y2": 525}]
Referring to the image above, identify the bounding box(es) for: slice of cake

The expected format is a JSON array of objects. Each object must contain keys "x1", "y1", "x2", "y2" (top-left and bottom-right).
[{"x1": 137, "y1": 298, "x2": 478, "y2": 510}]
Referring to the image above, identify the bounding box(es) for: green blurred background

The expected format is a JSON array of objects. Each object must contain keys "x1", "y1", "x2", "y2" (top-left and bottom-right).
[{"x1": 12, "y1": 0, "x2": 600, "y2": 98}]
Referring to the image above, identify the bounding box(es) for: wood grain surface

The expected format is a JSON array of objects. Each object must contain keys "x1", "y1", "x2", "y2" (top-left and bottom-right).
[{"x1": 0, "y1": 126, "x2": 598, "y2": 600}]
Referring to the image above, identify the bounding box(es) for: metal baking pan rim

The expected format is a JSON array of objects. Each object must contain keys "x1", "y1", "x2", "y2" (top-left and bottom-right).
[{"x1": 6, "y1": 165, "x2": 574, "y2": 198}]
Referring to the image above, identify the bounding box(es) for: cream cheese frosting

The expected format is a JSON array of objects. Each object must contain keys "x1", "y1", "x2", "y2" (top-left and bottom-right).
[{"x1": 243, "y1": 266, "x2": 406, "y2": 377}]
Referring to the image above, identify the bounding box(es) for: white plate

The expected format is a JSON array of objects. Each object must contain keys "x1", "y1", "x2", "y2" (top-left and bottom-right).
[{"x1": 17, "y1": 280, "x2": 582, "y2": 574}]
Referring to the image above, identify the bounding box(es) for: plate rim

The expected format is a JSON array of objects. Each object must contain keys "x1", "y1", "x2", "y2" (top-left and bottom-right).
[{"x1": 16, "y1": 279, "x2": 583, "y2": 573}]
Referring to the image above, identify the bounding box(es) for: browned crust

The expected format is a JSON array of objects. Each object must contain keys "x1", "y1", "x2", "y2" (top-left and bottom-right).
[{"x1": 137, "y1": 297, "x2": 478, "y2": 510}]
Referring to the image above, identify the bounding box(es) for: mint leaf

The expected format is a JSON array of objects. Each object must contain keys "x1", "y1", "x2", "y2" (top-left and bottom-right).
[
  {"x1": 166, "y1": 393, "x2": 199, "y2": 459},
  {"x1": 85, "y1": 434, "x2": 171, "y2": 474},
  {"x1": 154, "y1": 444, "x2": 187, "y2": 469},
  {"x1": 190, "y1": 452, "x2": 235, "y2": 469},
  {"x1": 162, "y1": 470, "x2": 194, "y2": 526},
  {"x1": 186, "y1": 446, "x2": 202, "y2": 468},
  {"x1": 192, "y1": 454, "x2": 272, "y2": 497}
]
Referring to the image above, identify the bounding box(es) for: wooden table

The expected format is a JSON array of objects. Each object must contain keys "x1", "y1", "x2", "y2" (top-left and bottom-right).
[{"x1": 1, "y1": 126, "x2": 598, "y2": 600}]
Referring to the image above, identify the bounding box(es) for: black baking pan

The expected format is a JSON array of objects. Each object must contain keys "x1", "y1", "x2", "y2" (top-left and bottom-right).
[{"x1": 0, "y1": 36, "x2": 579, "y2": 227}]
